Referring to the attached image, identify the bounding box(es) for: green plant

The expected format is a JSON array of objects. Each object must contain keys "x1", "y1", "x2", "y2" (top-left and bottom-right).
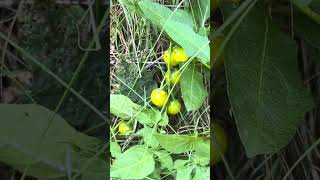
[
  {"x1": 111, "y1": 0, "x2": 319, "y2": 178},
  {"x1": 110, "y1": 0, "x2": 210, "y2": 179}
]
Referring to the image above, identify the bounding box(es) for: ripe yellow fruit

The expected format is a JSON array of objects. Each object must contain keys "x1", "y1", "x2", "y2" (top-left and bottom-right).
[
  {"x1": 167, "y1": 100, "x2": 182, "y2": 115},
  {"x1": 165, "y1": 70, "x2": 181, "y2": 85},
  {"x1": 172, "y1": 47, "x2": 189, "y2": 63},
  {"x1": 118, "y1": 121, "x2": 132, "y2": 135},
  {"x1": 211, "y1": 122, "x2": 228, "y2": 165},
  {"x1": 151, "y1": 88, "x2": 168, "y2": 107},
  {"x1": 163, "y1": 49, "x2": 179, "y2": 67}
]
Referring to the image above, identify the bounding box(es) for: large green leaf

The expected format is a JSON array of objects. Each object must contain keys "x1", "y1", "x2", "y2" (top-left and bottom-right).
[
  {"x1": 111, "y1": 145, "x2": 155, "y2": 179},
  {"x1": 181, "y1": 63, "x2": 208, "y2": 111},
  {"x1": 225, "y1": 5, "x2": 313, "y2": 157},
  {"x1": 0, "y1": 104, "x2": 106, "y2": 179}
]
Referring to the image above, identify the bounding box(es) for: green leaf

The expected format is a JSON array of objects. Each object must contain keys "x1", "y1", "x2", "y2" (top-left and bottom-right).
[
  {"x1": 110, "y1": 94, "x2": 141, "y2": 119},
  {"x1": 110, "y1": 141, "x2": 121, "y2": 158},
  {"x1": 136, "y1": 108, "x2": 162, "y2": 125},
  {"x1": 154, "y1": 150, "x2": 173, "y2": 171},
  {"x1": 159, "y1": 113, "x2": 169, "y2": 127},
  {"x1": 189, "y1": 0, "x2": 210, "y2": 26},
  {"x1": 137, "y1": 126, "x2": 159, "y2": 148},
  {"x1": 225, "y1": 5, "x2": 313, "y2": 157},
  {"x1": 181, "y1": 63, "x2": 208, "y2": 111},
  {"x1": 162, "y1": 19, "x2": 210, "y2": 65},
  {"x1": 198, "y1": 27, "x2": 209, "y2": 36},
  {"x1": 194, "y1": 140, "x2": 210, "y2": 166},
  {"x1": 176, "y1": 166, "x2": 194, "y2": 180},
  {"x1": 138, "y1": 0, "x2": 194, "y2": 27},
  {"x1": 144, "y1": 164, "x2": 161, "y2": 180},
  {"x1": 174, "y1": 159, "x2": 189, "y2": 169},
  {"x1": 175, "y1": 9, "x2": 195, "y2": 27},
  {"x1": 0, "y1": 104, "x2": 106, "y2": 179},
  {"x1": 193, "y1": 166, "x2": 210, "y2": 180},
  {"x1": 155, "y1": 134, "x2": 201, "y2": 154},
  {"x1": 111, "y1": 145, "x2": 155, "y2": 179}
]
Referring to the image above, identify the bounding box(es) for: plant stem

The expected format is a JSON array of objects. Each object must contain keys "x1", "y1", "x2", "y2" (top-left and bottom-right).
[{"x1": 291, "y1": 0, "x2": 320, "y2": 25}]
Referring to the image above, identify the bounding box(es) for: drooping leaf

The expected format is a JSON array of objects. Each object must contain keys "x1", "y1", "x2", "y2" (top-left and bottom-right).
[
  {"x1": 181, "y1": 63, "x2": 208, "y2": 111},
  {"x1": 225, "y1": 5, "x2": 313, "y2": 157},
  {"x1": 111, "y1": 145, "x2": 155, "y2": 179},
  {"x1": 0, "y1": 104, "x2": 106, "y2": 179}
]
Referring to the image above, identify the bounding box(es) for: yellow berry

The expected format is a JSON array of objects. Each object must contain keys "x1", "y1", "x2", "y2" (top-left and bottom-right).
[
  {"x1": 151, "y1": 88, "x2": 168, "y2": 107},
  {"x1": 118, "y1": 121, "x2": 132, "y2": 135},
  {"x1": 167, "y1": 100, "x2": 182, "y2": 115},
  {"x1": 163, "y1": 49, "x2": 179, "y2": 67},
  {"x1": 172, "y1": 47, "x2": 189, "y2": 63},
  {"x1": 165, "y1": 70, "x2": 181, "y2": 85}
]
